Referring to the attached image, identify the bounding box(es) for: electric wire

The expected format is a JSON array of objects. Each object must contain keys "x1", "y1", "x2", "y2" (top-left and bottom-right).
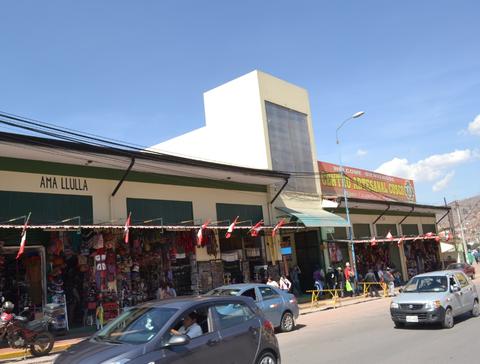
[{"x1": 0, "y1": 112, "x2": 413, "y2": 203}]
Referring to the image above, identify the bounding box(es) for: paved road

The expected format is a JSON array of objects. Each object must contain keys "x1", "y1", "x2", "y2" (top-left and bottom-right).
[
  {"x1": 277, "y1": 281, "x2": 480, "y2": 364},
  {"x1": 4, "y1": 280, "x2": 479, "y2": 364}
]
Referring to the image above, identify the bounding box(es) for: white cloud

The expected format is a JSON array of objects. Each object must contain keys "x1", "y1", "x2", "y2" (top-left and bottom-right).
[
  {"x1": 375, "y1": 149, "x2": 473, "y2": 182},
  {"x1": 432, "y1": 171, "x2": 455, "y2": 192},
  {"x1": 356, "y1": 149, "x2": 368, "y2": 157},
  {"x1": 468, "y1": 114, "x2": 480, "y2": 136}
]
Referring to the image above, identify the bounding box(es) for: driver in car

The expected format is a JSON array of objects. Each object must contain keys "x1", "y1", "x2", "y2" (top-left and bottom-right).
[{"x1": 170, "y1": 312, "x2": 202, "y2": 339}]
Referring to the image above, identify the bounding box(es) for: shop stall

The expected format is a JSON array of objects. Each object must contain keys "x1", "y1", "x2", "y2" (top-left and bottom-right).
[
  {"x1": 403, "y1": 237, "x2": 441, "y2": 278},
  {"x1": 0, "y1": 226, "x2": 201, "y2": 330},
  {"x1": 218, "y1": 233, "x2": 265, "y2": 284}
]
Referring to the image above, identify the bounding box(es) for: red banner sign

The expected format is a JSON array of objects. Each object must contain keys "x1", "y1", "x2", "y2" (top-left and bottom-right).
[{"x1": 318, "y1": 161, "x2": 416, "y2": 202}]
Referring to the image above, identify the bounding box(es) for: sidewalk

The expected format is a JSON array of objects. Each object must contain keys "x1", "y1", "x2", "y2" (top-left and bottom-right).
[
  {"x1": 0, "y1": 326, "x2": 95, "y2": 362},
  {"x1": 298, "y1": 291, "x2": 392, "y2": 315},
  {"x1": 0, "y1": 337, "x2": 84, "y2": 362}
]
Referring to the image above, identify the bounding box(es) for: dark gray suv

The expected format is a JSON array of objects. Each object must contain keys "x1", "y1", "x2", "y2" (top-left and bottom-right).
[{"x1": 55, "y1": 296, "x2": 280, "y2": 364}]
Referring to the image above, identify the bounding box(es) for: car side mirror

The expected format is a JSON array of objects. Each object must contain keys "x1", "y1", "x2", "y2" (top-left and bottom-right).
[
  {"x1": 450, "y1": 285, "x2": 460, "y2": 293},
  {"x1": 164, "y1": 334, "x2": 190, "y2": 348}
]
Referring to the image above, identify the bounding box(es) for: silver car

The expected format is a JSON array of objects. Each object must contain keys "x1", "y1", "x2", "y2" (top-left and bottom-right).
[
  {"x1": 390, "y1": 270, "x2": 479, "y2": 329},
  {"x1": 207, "y1": 283, "x2": 299, "y2": 332}
]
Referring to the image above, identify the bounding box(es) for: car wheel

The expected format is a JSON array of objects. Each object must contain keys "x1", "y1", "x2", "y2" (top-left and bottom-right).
[
  {"x1": 471, "y1": 299, "x2": 480, "y2": 317},
  {"x1": 280, "y1": 311, "x2": 295, "y2": 332},
  {"x1": 256, "y1": 351, "x2": 277, "y2": 364},
  {"x1": 394, "y1": 321, "x2": 405, "y2": 328},
  {"x1": 442, "y1": 308, "x2": 454, "y2": 329}
]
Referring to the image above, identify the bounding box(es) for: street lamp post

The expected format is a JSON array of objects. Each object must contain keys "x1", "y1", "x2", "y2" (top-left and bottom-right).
[{"x1": 336, "y1": 111, "x2": 365, "y2": 283}]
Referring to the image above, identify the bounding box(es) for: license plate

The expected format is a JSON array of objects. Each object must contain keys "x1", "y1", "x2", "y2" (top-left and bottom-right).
[{"x1": 406, "y1": 315, "x2": 418, "y2": 323}]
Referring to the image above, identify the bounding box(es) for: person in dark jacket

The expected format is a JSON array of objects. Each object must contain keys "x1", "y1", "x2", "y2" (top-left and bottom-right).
[
  {"x1": 364, "y1": 268, "x2": 379, "y2": 297},
  {"x1": 336, "y1": 267, "x2": 345, "y2": 297},
  {"x1": 326, "y1": 267, "x2": 337, "y2": 290}
]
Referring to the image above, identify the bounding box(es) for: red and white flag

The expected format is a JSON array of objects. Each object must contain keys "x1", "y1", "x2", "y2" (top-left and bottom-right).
[
  {"x1": 370, "y1": 236, "x2": 377, "y2": 247},
  {"x1": 16, "y1": 214, "x2": 30, "y2": 260},
  {"x1": 447, "y1": 230, "x2": 453, "y2": 241},
  {"x1": 249, "y1": 220, "x2": 264, "y2": 237},
  {"x1": 197, "y1": 220, "x2": 210, "y2": 246},
  {"x1": 272, "y1": 219, "x2": 286, "y2": 238},
  {"x1": 397, "y1": 236, "x2": 405, "y2": 247},
  {"x1": 124, "y1": 212, "x2": 131, "y2": 244},
  {"x1": 225, "y1": 216, "x2": 239, "y2": 239},
  {"x1": 386, "y1": 231, "x2": 393, "y2": 240},
  {"x1": 439, "y1": 230, "x2": 453, "y2": 241}
]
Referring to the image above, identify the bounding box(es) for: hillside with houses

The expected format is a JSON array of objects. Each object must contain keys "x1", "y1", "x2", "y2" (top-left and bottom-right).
[{"x1": 438, "y1": 194, "x2": 480, "y2": 247}]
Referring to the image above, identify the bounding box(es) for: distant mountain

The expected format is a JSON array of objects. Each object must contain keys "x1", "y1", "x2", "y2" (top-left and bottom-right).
[{"x1": 438, "y1": 195, "x2": 480, "y2": 246}]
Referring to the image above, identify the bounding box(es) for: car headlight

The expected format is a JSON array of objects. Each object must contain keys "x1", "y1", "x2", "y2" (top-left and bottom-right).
[
  {"x1": 390, "y1": 302, "x2": 399, "y2": 309},
  {"x1": 425, "y1": 300, "x2": 441, "y2": 309}
]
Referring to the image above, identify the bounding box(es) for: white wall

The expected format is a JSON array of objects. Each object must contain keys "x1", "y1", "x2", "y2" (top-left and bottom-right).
[
  {"x1": 152, "y1": 69, "x2": 321, "y2": 190},
  {"x1": 152, "y1": 71, "x2": 270, "y2": 169}
]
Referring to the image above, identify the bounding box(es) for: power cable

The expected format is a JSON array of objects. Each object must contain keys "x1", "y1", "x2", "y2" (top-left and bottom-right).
[{"x1": 0, "y1": 111, "x2": 417, "y2": 203}]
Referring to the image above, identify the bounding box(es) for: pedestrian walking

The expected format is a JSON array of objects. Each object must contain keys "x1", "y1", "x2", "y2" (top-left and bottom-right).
[
  {"x1": 313, "y1": 266, "x2": 325, "y2": 293},
  {"x1": 279, "y1": 275, "x2": 292, "y2": 291},
  {"x1": 336, "y1": 267, "x2": 345, "y2": 297},
  {"x1": 364, "y1": 268, "x2": 379, "y2": 297},
  {"x1": 157, "y1": 281, "x2": 177, "y2": 300},
  {"x1": 344, "y1": 262, "x2": 356, "y2": 297},
  {"x1": 376, "y1": 266, "x2": 384, "y2": 283},
  {"x1": 393, "y1": 271, "x2": 403, "y2": 287},
  {"x1": 326, "y1": 267, "x2": 337, "y2": 290},
  {"x1": 384, "y1": 268, "x2": 395, "y2": 297},
  {"x1": 290, "y1": 265, "x2": 302, "y2": 296}
]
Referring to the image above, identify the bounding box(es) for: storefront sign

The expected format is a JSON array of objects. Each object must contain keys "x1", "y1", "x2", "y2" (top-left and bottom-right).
[
  {"x1": 40, "y1": 175, "x2": 89, "y2": 191},
  {"x1": 318, "y1": 161, "x2": 416, "y2": 202}
]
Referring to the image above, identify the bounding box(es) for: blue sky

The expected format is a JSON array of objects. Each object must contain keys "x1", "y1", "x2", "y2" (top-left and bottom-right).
[{"x1": 0, "y1": 1, "x2": 479, "y2": 204}]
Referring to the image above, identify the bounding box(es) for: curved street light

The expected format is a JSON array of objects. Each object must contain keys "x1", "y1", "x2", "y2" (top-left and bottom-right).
[{"x1": 335, "y1": 111, "x2": 365, "y2": 285}]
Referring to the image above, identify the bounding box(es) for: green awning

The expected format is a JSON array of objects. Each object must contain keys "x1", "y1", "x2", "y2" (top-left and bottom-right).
[{"x1": 276, "y1": 206, "x2": 349, "y2": 228}]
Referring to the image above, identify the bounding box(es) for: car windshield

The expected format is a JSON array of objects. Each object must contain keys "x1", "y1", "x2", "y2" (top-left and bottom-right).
[
  {"x1": 207, "y1": 288, "x2": 241, "y2": 296},
  {"x1": 403, "y1": 276, "x2": 448, "y2": 293},
  {"x1": 94, "y1": 307, "x2": 177, "y2": 344}
]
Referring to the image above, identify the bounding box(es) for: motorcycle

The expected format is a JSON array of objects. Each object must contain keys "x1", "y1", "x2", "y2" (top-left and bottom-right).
[{"x1": 0, "y1": 299, "x2": 55, "y2": 357}]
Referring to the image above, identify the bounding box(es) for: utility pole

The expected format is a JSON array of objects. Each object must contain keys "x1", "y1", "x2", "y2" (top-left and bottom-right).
[
  {"x1": 455, "y1": 201, "x2": 469, "y2": 263},
  {"x1": 444, "y1": 197, "x2": 455, "y2": 234}
]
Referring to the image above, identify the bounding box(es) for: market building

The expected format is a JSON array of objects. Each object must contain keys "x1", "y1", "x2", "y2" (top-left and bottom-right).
[
  {"x1": 0, "y1": 129, "x2": 295, "y2": 329},
  {"x1": 0, "y1": 69, "x2": 454, "y2": 331},
  {"x1": 318, "y1": 161, "x2": 453, "y2": 282}
]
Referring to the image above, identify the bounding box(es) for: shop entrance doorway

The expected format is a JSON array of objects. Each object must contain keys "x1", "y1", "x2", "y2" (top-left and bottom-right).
[
  {"x1": 294, "y1": 231, "x2": 323, "y2": 293},
  {"x1": 0, "y1": 246, "x2": 46, "y2": 316}
]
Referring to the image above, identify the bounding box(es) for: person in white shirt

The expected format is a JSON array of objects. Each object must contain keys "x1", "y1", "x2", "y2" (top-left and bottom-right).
[
  {"x1": 266, "y1": 276, "x2": 280, "y2": 288},
  {"x1": 170, "y1": 312, "x2": 203, "y2": 339},
  {"x1": 279, "y1": 275, "x2": 292, "y2": 291}
]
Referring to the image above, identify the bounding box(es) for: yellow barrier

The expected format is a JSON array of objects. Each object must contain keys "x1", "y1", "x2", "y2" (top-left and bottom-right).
[
  {"x1": 306, "y1": 289, "x2": 343, "y2": 309},
  {"x1": 359, "y1": 282, "x2": 387, "y2": 298}
]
